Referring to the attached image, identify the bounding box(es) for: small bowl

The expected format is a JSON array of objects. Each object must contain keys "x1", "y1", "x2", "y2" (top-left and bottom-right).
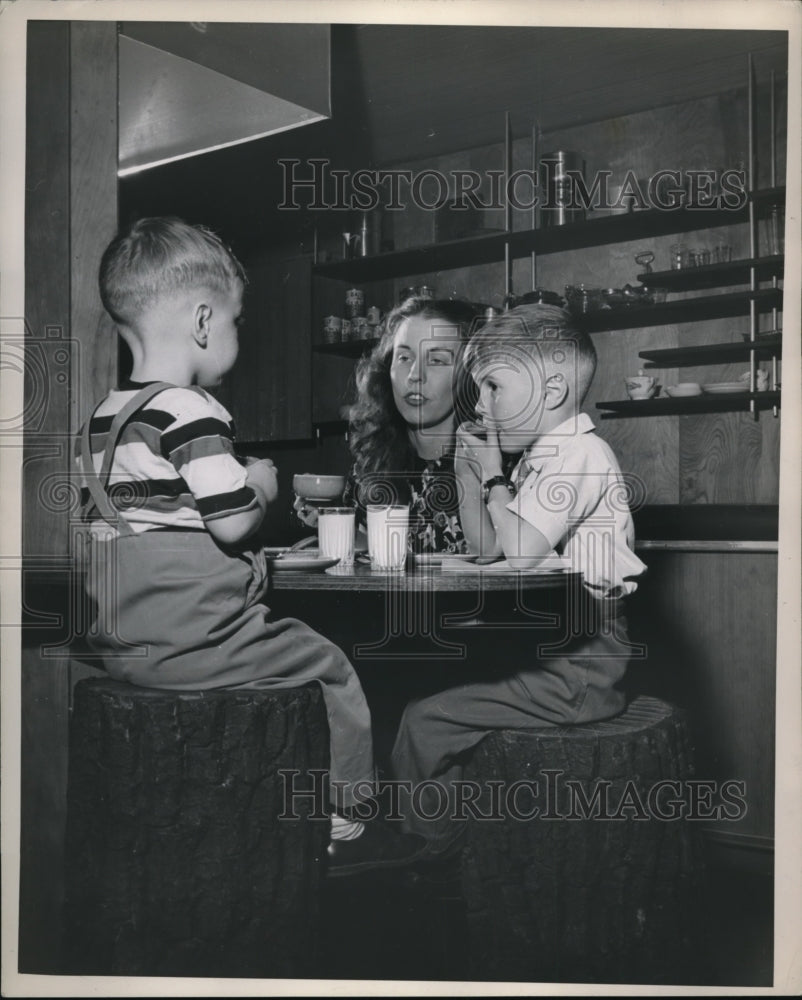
[
  {"x1": 292, "y1": 473, "x2": 346, "y2": 501},
  {"x1": 664, "y1": 383, "x2": 702, "y2": 398}
]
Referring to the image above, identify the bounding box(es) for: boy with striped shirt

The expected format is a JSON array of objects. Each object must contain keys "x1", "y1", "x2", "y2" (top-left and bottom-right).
[{"x1": 76, "y1": 216, "x2": 424, "y2": 875}]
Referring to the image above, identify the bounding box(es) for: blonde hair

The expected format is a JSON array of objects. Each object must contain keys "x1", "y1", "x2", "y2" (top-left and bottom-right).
[
  {"x1": 99, "y1": 216, "x2": 247, "y2": 325},
  {"x1": 464, "y1": 303, "x2": 597, "y2": 403}
]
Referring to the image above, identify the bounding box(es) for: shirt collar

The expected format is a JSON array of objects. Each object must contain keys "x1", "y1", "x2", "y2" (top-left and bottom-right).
[{"x1": 521, "y1": 412, "x2": 596, "y2": 474}]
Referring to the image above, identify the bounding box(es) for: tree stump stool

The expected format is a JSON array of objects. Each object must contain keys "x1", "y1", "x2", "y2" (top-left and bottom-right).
[
  {"x1": 63, "y1": 678, "x2": 330, "y2": 979},
  {"x1": 460, "y1": 696, "x2": 710, "y2": 985}
]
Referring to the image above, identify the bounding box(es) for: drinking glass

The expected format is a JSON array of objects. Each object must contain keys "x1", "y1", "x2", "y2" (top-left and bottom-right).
[
  {"x1": 669, "y1": 243, "x2": 688, "y2": 270},
  {"x1": 317, "y1": 507, "x2": 356, "y2": 566},
  {"x1": 366, "y1": 505, "x2": 409, "y2": 572}
]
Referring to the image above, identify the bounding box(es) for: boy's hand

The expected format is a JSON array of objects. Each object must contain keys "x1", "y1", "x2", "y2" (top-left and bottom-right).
[
  {"x1": 456, "y1": 421, "x2": 503, "y2": 484},
  {"x1": 245, "y1": 457, "x2": 279, "y2": 506}
]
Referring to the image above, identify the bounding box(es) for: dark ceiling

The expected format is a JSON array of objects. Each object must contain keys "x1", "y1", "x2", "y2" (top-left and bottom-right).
[{"x1": 119, "y1": 23, "x2": 789, "y2": 257}]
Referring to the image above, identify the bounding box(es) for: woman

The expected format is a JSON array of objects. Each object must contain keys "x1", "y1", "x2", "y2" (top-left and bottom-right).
[{"x1": 298, "y1": 296, "x2": 480, "y2": 554}]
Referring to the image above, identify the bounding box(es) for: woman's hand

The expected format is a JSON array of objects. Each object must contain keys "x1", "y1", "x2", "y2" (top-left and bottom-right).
[
  {"x1": 456, "y1": 421, "x2": 504, "y2": 484},
  {"x1": 293, "y1": 494, "x2": 319, "y2": 528}
]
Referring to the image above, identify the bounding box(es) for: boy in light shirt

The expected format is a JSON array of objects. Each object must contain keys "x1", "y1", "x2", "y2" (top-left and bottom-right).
[{"x1": 391, "y1": 303, "x2": 647, "y2": 856}]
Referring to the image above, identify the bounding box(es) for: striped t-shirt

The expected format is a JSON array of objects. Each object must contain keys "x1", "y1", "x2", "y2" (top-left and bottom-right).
[{"x1": 76, "y1": 381, "x2": 258, "y2": 536}]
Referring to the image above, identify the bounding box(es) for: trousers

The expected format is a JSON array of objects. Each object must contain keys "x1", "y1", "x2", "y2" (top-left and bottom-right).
[
  {"x1": 390, "y1": 600, "x2": 634, "y2": 848},
  {"x1": 84, "y1": 529, "x2": 375, "y2": 807}
]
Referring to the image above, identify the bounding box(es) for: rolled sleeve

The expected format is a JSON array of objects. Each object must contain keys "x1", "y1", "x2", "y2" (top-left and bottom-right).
[{"x1": 507, "y1": 453, "x2": 601, "y2": 550}]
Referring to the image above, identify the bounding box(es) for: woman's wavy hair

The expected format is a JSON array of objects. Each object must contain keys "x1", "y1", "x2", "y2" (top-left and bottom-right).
[{"x1": 348, "y1": 296, "x2": 481, "y2": 480}]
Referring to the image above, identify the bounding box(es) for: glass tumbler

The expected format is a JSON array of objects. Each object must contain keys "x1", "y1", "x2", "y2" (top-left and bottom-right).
[
  {"x1": 670, "y1": 243, "x2": 688, "y2": 270},
  {"x1": 317, "y1": 507, "x2": 356, "y2": 566},
  {"x1": 367, "y1": 505, "x2": 409, "y2": 572}
]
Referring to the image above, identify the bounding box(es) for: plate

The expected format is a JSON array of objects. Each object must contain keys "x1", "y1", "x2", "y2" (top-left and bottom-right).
[
  {"x1": 268, "y1": 555, "x2": 340, "y2": 572},
  {"x1": 702, "y1": 383, "x2": 750, "y2": 394}
]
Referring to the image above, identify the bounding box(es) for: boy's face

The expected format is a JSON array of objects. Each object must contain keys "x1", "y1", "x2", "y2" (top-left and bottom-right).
[
  {"x1": 473, "y1": 349, "x2": 548, "y2": 451},
  {"x1": 198, "y1": 280, "x2": 244, "y2": 386}
]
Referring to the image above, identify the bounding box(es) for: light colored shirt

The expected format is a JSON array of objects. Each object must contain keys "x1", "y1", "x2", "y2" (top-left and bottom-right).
[{"x1": 506, "y1": 412, "x2": 647, "y2": 596}]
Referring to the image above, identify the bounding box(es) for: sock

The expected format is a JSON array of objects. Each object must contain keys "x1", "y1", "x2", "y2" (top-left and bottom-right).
[{"x1": 330, "y1": 812, "x2": 365, "y2": 842}]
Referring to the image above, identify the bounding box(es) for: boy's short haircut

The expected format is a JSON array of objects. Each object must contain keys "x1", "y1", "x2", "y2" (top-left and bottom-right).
[
  {"x1": 464, "y1": 302, "x2": 598, "y2": 403},
  {"x1": 99, "y1": 216, "x2": 247, "y2": 325}
]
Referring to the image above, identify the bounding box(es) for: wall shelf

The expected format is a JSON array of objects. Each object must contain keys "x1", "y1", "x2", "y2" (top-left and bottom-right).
[
  {"x1": 312, "y1": 203, "x2": 755, "y2": 284},
  {"x1": 576, "y1": 288, "x2": 782, "y2": 332},
  {"x1": 636, "y1": 254, "x2": 784, "y2": 291},
  {"x1": 750, "y1": 184, "x2": 786, "y2": 205},
  {"x1": 596, "y1": 390, "x2": 780, "y2": 419},
  {"x1": 639, "y1": 333, "x2": 782, "y2": 368}
]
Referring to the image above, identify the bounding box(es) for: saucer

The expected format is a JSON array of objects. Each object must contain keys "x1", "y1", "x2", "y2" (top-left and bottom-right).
[
  {"x1": 268, "y1": 555, "x2": 341, "y2": 572},
  {"x1": 702, "y1": 383, "x2": 750, "y2": 394}
]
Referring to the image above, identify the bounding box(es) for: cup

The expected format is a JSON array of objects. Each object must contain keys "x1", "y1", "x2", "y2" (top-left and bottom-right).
[
  {"x1": 625, "y1": 374, "x2": 658, "y2": 400},
  {"x1": 669, "y1": 243, "x2": 688, "y2": 270},
  {"x1": 345, "y1": 288, "x2": 365, "y2": 319},
  {"x1": 323, "y1": 316, "x2": 342, "y2": 344},
  {"x1": 367, "y1": 505, "x2": 409, "y2": 572},
  {"x1": 318, "y1": 507, "x2": 356, "y2": 566}
]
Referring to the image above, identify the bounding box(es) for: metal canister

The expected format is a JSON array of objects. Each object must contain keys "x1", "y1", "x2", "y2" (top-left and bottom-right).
[
  {"x1": 345, "y1": 288, "x2": 365, "y2": 318},
  {"x1": 539, "y1": 151, "x2": 586, "y2": 227},
  {"x1": 323, "y1": 315, "x2": 342, "y2": 344}
]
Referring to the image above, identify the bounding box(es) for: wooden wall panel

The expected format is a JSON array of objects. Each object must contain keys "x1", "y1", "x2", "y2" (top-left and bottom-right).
[
  {"x1": 629, "y1": 551, "x2": 777, "y2": 843},
  {"x1": 23, "y1": 22, "x2": 71, "y2": 562},
  {"x1": 70, "y1": 22, "x2": 120, "y2": 432},
  {"x1": 20, "y1": 20, "x2": 119, "y2": 975},
  {"x1": 218, "y1": 255, "x2": 312, "y2": 442}
]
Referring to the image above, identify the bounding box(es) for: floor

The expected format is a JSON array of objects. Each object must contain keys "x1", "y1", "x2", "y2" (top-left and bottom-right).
[{"x1": 318, "y1": 854, "x2": 774, "y2": 987}]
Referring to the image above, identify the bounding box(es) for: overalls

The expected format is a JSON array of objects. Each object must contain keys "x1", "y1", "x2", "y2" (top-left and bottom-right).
[{"x1": 80, "y1": 383, "x2": 375, "y2": 807}]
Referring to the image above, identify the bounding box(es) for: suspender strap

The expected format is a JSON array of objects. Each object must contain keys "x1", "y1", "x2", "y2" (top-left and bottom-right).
[{"x1": 80, "y1": 382, "x2": 176, "y2": 535}]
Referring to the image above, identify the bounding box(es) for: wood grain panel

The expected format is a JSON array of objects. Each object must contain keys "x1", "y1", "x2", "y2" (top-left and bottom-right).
[
  {"x1": 217, "y1": 255, "x2": 312, "y2": 442},
  {"x1": 23, "y1": 23, "x2": 71, "y2": 562},
  {"x1": 70, "y1": 22, "x2": 121, "y2": 431},
  {"x1": 20, "y1": 21, "x2": 119, "y2": 974},
  {"x1": 19, "y1": 647, "x2": 71, "y2": 973},
  {"x1": 629, "y1": 551, "x2": 777, "y2": 841}
]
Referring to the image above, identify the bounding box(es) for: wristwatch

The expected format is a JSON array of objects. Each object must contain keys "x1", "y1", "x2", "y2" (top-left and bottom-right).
[{"x1": 482, "y1": 475, "x2": 515, "y2": 504}]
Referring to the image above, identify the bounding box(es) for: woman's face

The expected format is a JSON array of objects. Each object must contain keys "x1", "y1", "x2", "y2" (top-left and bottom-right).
[{"x1": 390, "y1": 315, "x2": 460, "y2": 431}]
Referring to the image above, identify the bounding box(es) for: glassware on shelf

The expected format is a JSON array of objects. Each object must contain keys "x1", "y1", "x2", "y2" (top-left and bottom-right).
[
  {"x1": 634, "y1": 250, "x2": 655, "y2": 274},
  {"x1": 689, "y1": 248, "x2": 711, "y2": 267},
  {"x1": 768, "y1": 205, "x2": 785, "y2": 256},
  {"x1": 669, "y1": 243, "x2": 688, "y2": 270},
  {"x1": 711, "y1": 244, "x2": 732, "y2": 264}
]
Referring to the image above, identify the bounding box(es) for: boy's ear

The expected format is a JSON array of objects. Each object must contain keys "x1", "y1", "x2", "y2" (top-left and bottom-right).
[
  {"x1": 192, "y1": 303, "x2": 212, "y2": 348},
  {"x1": 543, "y1": 372, "x2": 569, "y2": 409}
]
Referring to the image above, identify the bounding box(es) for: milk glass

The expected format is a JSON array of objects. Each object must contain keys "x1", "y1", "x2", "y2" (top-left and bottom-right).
[
  {"x1": 317, "y1": 507, "x2": 356, "y2": 566},
  {"x1": 366, "y1": 505, "x2": 409, "y2": 572}
]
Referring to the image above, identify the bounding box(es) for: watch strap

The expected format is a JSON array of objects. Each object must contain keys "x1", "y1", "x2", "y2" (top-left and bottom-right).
[{"x1": 482, "y1": 475, "x2": 515, "y2": 504}]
